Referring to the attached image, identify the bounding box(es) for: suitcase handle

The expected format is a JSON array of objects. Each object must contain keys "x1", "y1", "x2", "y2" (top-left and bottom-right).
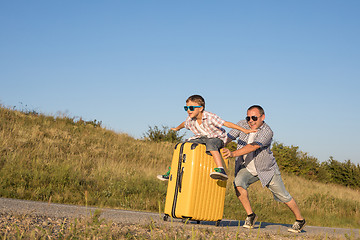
[{"x1": 178, "y1": 167, "x2": 184, "y2": 193}]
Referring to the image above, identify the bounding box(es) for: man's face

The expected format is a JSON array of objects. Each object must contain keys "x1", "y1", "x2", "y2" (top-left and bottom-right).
[
  {"x1": 246, "y1": 108, "x2": 265, "y2": 130},
  {"x1": 186, "y1": 100, "x2": 203, "y2": 119}
]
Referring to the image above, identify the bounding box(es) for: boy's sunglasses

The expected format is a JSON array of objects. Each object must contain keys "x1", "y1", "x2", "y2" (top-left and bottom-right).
[
  {"x1": 184, "y1": 106, "x2": 202, "y2": 111},
  {"x1": 246, "y1": 115, "x2": 262, "y2": 121}
]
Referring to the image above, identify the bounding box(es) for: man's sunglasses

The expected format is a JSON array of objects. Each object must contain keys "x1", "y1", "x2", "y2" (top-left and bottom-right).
[
  {"x1": 246, "y1": 115, "x2": 262, "y2": 121},
  {"x1": 184, "y1": 106, "x2": 202, "y2": 111}
]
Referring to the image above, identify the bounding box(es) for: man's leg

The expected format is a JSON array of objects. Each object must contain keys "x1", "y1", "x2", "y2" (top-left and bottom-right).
[
  {"x1": 236, "y1": 186, "x2": 253, "y2": 215},
  {"x1": 267, "y1": 172, "x2": 304, "y2": 220},
  {"x1": 284, "y1": 198, "x2": 303, "y2": 220},
  {"x1": 286, "y1": 198, "x2": 306, "y2": 232},
  {"x1": 233, "y1": 168, "x2": 260, "y2": 228},
  {"x1": 236, "y1": 186, "x2": 258, "y2": 228},
  {"x1": 266, "y1": 172, "x2": 306, "y2": 232}
]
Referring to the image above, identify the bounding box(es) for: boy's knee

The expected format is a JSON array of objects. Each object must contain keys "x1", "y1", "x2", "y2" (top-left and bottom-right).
[{"x1": 210, "y1": 150, "x2": 221, "y2": 156}]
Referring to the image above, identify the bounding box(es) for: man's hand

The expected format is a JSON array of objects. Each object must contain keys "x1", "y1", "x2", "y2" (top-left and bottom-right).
[
  {"x1": 171, "y1": 128, "x2": 178, "y2": 131},
  {"x1": 222, "y1": 148, "x2": 233, "y2": 159}
]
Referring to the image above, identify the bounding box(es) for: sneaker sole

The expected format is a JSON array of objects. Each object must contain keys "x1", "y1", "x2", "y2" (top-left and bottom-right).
[
  {"x1": 157, "y1": 175, "x2": 169, "y2": 181},
  {"x1": 287, "y1": 223, "x2": 306, "y2": 233},
  {"x1": 243, "y1": 215, "x2": 258, "y2": 229},
  {"x1": 210, "y1": 173, "x2": 228, "y2": 181}
]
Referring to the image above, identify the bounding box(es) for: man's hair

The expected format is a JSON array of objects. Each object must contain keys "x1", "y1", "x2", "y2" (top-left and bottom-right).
[
  {"x1": 248, "y1": 105, "x2": 265, "y2": 116},
  {"x1": 186, "y1": 95, "x2": 205, "y2": 109}
]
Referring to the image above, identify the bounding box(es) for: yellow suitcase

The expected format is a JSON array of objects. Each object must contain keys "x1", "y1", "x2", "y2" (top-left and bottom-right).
[{"x1": 163, "y1": 142, "x2": 228, "y2": 225}]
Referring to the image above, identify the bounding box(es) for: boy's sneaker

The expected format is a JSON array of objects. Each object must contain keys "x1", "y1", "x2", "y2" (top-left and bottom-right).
[
  {"x1": 157, "y1": 167, "x2": 170, "y2": 181},
  {"x1": 288, "y1": 219, "x2": 306, "y2": 233},
  {"x1": 243, "y1": 213, "x2": 258, "y2": 229},
  {"x1": 210, "y1": 168, "x2": 228, "y2": 181}
]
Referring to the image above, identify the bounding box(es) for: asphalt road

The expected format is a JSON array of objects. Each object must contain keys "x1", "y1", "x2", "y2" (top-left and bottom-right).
[{"x1": 0, "y1": 197, "x2": 358, "y2": 239}]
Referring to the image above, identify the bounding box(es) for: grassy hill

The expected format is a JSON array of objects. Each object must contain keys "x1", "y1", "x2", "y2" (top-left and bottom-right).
[{"x1": 0, "y1": 105, "x2": 359, "y2": 229}]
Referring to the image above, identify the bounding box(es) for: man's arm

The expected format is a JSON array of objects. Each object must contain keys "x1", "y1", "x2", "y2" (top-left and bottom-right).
[{"x1": 223, "y1": 143, "x2": 260, "y2": 158}]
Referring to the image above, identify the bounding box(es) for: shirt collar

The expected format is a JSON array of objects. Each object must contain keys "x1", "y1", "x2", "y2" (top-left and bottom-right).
[
  {"x1": 257, "y1": 121, "x2": 266, "y2": 130},
  {"x1": 190, "y1": 110, "x2": 208, "y2": 121},
  {"x1": 201, "y1": 111, "x2": 209, "y2": 120}
]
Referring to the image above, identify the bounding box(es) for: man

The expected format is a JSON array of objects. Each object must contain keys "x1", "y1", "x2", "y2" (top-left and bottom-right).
[{"x1": 222, "y1": 105, "x2": 306, "y2": 233}]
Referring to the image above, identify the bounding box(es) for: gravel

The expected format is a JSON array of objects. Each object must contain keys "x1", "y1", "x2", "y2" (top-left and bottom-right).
[{"x1": 0, "y1": 197, "x2": 358, "y2": 239}]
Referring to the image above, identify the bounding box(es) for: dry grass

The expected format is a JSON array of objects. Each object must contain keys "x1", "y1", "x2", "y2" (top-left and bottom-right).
[
  {"x1": 2, "y1": 211, "x2": 346, "y2": 240},
  {"x1": 0, "y1": 105, "x2": 359, "y2": 231}
]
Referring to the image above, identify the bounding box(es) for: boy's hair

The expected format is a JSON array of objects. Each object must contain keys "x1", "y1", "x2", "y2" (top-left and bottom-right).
[
  {"x1": 186, "y1": 95, "x2": 205, "y2": 109},
  {"x1": 248, "y1": 105, "x2": 265, "y2": 116}
]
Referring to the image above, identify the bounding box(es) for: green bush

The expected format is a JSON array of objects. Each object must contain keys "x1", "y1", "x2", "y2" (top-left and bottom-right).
[
  {"x1": 143, "y1": 125, "x2": 185, "y2": 143},
  {"x1": 272, "y1": 142, "x2": 322, "y2": 180},
  {"x1": 272, "y1": 141, "x2": 360, "y2": 189},
  {"x1": 321, "y1": 157, "x2": 360, "y2": 188}
]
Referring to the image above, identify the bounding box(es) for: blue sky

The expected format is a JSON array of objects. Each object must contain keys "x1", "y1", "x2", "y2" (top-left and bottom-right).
[{"x1": 1, "y1": 1, "x2": 359, "y2": 164}]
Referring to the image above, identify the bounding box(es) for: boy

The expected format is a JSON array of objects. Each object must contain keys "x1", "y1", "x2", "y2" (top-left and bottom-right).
[{"x1": 157, "y1": 95, "x2": 256, "y2": 181}]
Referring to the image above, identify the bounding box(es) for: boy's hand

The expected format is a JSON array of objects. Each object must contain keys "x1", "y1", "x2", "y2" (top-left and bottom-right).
[
  {"x1": 244, "y1": 129, "x2": 257, "y2": 134},
  {"x1": 222, "y1": 148, "x2": 233, "y2": 159}
]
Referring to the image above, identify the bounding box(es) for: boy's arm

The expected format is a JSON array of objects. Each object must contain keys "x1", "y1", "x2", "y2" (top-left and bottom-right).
[
  {"x1": 223, "y1": 121, "x2": 256, "y2": 134},
  {"x1": 171, "y1": 121, "x2": 185, "y2": 131}
]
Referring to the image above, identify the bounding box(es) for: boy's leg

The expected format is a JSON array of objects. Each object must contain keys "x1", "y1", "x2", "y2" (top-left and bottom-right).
[
  {"x1": 210, "y1": 150, "x2": 223, "y2": 168},
  {"x1": 187, "y1": 137, "x2": 227, "y2": 180},
  {"x1": 205, "y1": 138, "x2": 227, "y2": 180},
  {"x1": 209, "y1": 150, "x2": 228, "y2": 180},
  {"x1": 157, "y1": 166, "x2": 171, "y2": 181}
]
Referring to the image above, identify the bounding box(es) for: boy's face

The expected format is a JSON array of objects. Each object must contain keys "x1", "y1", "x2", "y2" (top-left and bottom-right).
[{"x1": 186, "y1": 100, "x2": 203, "y2": 119}]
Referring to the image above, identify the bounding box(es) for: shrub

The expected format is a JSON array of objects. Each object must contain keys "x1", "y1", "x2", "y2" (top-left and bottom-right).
[
  {"x1": 272, "y1": 141, "x2": 321, "y2": 180},
  {"x1": 321, "y1": 157, "x2": 360, "y2": 188},
  {"x1": 143, "y1": 125, "x2": 185, "y2": 143}
]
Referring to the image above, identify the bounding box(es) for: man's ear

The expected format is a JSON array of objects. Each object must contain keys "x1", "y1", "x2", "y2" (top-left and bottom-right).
[{"x1": 261, "y1": 114, "x2": 265, "y2": 121}]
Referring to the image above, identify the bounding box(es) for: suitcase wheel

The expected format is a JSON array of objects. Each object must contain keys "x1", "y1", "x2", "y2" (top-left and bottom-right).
[
  {"x1": 163, "y1": 214, "x2": 170, "y2": 222},
  {"x1": 181, "y1": 217, "x2": 191, "y2": 224},
  {"x1": 215, "y1": 220, "x2": 221, "y2": 226}
]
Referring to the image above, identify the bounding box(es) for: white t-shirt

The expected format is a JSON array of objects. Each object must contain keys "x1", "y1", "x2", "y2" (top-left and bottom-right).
[
  {"x1": 195, "y1": 120, "x2": 208, "y2": 137},
  {"x1": 244, "y1": 132, "x2": 258, "y2": 176}
]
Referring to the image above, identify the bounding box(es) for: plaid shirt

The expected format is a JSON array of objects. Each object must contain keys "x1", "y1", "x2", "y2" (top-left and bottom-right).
[
  {"x1": 227, "y1": 120, "x2": 279, "y2": 187},
  {"x1": 184, "y1": 111, "x2": 227, "y2": 142}
]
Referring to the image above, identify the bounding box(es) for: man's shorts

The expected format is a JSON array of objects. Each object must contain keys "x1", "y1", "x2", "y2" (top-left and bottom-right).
[
  {"x1": 187, "y1": 136, "x2": 224, "y2": 154},
  {"x1": 234, "y1": 166, "x2": 292, "y2": 203}
]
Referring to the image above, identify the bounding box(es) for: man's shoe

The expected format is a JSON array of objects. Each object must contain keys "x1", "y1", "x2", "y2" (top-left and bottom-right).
[
  {"x1": 288, "y1": 219, "x2": 306, "y2": 233},
  {"x1": 157, "y1": 167, "x2": 170, "y2": 181},
  {"x1": 243, "y1": 213, "x2": 258, "y2": 229},
  {"x1": 210, "y1": 168, "x2": 228, "y2": 181}
]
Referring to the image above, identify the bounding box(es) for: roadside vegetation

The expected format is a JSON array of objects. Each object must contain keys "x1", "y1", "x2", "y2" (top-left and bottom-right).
[
  {"x1": 3, "y1": 211, "x2": 346, "y2": 240},
  {"x1": 0, "y1": 105, "x2": 359, "y2": 233}
]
